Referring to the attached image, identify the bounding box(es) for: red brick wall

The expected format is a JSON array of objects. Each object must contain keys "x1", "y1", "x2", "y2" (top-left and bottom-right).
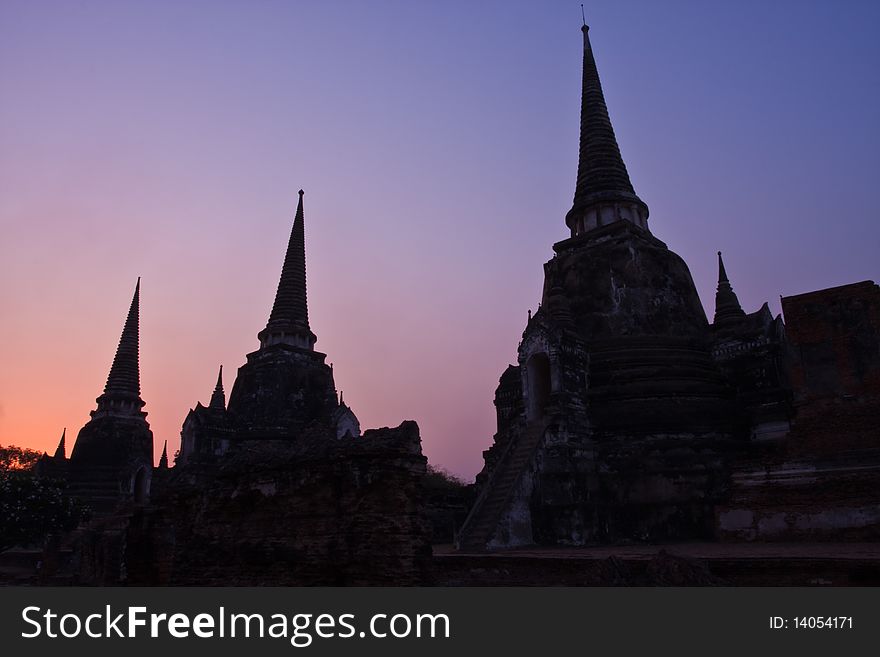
[{"x1": 782, "y1": 281, "x2": 880, "y2": 455}]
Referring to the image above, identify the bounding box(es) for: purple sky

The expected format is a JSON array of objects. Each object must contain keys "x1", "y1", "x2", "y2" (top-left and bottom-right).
[{"x1": 1, "y1": 0, "x2": 878, "y2": 478}]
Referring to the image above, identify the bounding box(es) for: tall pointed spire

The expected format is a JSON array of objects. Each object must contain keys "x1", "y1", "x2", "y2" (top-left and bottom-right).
[
  {"x1": 158, "y1": 440, "x2": 168, "y2": 468},
  {"x1": 713, "y1": 251, "x2": 746, "y2": 326},
  {"x1": 565, "y1": 22, "x2": 649, "y2": 237},
  {"x1": 209, "y1": 365, "x2": 226, "y2": 410},
  {"x1": 258, "y1": 189, "x2": 317, "y2": 350},
  {"x1": 94, "y1": 278, "x2": 146, "y2": 417},
  {"x1": 53, "y1": 428, "x2": 66, "y2": 459}
]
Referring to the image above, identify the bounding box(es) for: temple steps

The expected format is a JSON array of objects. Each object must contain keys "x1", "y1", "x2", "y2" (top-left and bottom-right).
[{"x1": 456, "y1": 422, "x2": 545, "y2": 552}]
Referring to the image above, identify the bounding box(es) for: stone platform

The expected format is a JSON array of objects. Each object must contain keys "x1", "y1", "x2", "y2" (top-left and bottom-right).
[{"x1": 433, "y1": 543, "x2": 880, "y2": 586}]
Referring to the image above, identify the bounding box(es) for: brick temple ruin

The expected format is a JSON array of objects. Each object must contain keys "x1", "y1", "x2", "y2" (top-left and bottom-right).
[
  {"x1": 32, "y1": 190, "x2": 431, "y2": 585},
  {"x1": 455, "y1": 23, "x2": 880, "y2": 552},
  {"x1": 12, "y1": 22, "x2": 878, "y2": 586}
]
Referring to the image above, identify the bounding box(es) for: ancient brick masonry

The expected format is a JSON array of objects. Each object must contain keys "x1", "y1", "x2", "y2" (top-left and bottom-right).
[
  {"x1": 716, "y1": 281, "x2": 880, "y2": 541},
  {"x1": 782, "y1": 281, "x2": 880, "y2": 456},
  {"x1": 115, "y1": 423, "x2": 431, "y2": 586}
]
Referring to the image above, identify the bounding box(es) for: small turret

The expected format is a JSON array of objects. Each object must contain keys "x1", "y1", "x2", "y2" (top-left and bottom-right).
[
  {"x1": 69, "y1": 279, "x2": 154, "y2": 514},
  {"x1": 209, "y1": 365, "x2": 226, "y2": 410},
  {"x1": 53, "y1": 428, "x2": 66, "y2": 459},
  {"x1": 158, "y1": 440, "x2": 169, "y2": 469},
  {"x1": 713, "y1": 251, "x2": 746, "y2": 327}
]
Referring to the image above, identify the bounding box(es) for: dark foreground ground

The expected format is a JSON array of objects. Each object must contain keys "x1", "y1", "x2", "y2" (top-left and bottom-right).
[
  {"x1": 433, "y1": 543, "x2": 880, "y2": 586},
  {"x1": 2, "y1": 542, "x2": 878, "y2": 586}
]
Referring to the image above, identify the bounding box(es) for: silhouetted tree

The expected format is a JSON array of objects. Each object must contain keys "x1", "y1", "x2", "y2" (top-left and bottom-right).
[
  {"x1": 0, "y1": 445, "x2": 42, "y2": 472},
  {"x1": 0, "y1": 444, "x2": 86, "y2": 552},
  {"x1": 422, "y1": 465, "x2": 473, "y2": 544},
  {"x1": 423, "y1": 464, "x2": 468, "y2": 492}
]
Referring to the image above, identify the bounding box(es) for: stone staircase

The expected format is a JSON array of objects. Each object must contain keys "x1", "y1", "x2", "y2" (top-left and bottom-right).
[{"x1": 456, "y1": 422, "x2": 545, "y2": 551}]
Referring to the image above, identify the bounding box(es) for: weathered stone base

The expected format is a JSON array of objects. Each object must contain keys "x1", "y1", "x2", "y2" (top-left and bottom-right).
[
  {"x1": 52, "y1": 422, "x2": 432, "y2": 586},
  {"x1": 534, "y1": 441, "x2": 734, "y2": 545},
  {"x1": 435, "y1": 543, "x2": 880, "y2": 586},
  {"x1": 717, "y1": 448, "x2": 880, "y2": 542},
  {"x1": 226, "y1": 343, "x2": 338, "y2": 437},
  {"x1": 68, "y1": 415, "x2": 154, "y2": 515}
]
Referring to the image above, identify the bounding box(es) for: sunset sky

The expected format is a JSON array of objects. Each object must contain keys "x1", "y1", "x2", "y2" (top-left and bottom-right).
[{"x1": 1, "y1": 0, "x2": 878, "y2": 479}]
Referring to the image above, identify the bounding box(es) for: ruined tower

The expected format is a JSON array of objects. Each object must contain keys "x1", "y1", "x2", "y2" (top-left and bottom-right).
[
  {"x1": 709, "y1": 253, "x2": 791, "y2": 441},
  {"x1": 69, "y1": 279, "x2": 155, "y2": 513},
  {"x1": 179, "y1": 190, "x2": 358, "y2": 463},
  {"x1": 458, "y1": 24, "x2": 743, "y2": 550},
  {"x1": 178, "y1": 365, "x2": 232, "y2": 465}
]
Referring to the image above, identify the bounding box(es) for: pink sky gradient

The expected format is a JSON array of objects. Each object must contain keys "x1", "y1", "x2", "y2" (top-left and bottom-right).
[{"x1": 1, "y1": 1, "x2": 878, "y2": 479}]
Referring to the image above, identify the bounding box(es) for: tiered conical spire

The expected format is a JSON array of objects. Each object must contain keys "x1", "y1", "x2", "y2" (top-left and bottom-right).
[
  {"x1": 713, "y1": 251, "x2": 746, "y2": 327},
  {"x1": 94, "y1": 278, "x2": 146, "y2": 416},
  {"x1": 158, "y1": 440, "x2": 169, "y2": 468},
  {"x1": 565, "y1": 23, "x2": 649, "y2": 236},
  {"x1": 209, "y1": 365, "x2": 226, "y2": 410},
  {"x1": 258, "y1": 190, "x2": 317, "y2": 349},
  {"x1": 53, "y1": 428, "x2": 66, "y2": 459}
]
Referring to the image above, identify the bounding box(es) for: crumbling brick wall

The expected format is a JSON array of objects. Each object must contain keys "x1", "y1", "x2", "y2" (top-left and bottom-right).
[{"x1": 71, "y1": 422, "x2": 432, "y2": 585}]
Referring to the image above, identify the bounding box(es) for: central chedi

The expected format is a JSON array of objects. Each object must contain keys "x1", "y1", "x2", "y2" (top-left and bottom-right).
[
  {"x1": 179, "y1": 190, "x2": 359, "y2": 463},
  {"x1": 457, "y1": 24, "x2": 741, "y2": 550}
]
